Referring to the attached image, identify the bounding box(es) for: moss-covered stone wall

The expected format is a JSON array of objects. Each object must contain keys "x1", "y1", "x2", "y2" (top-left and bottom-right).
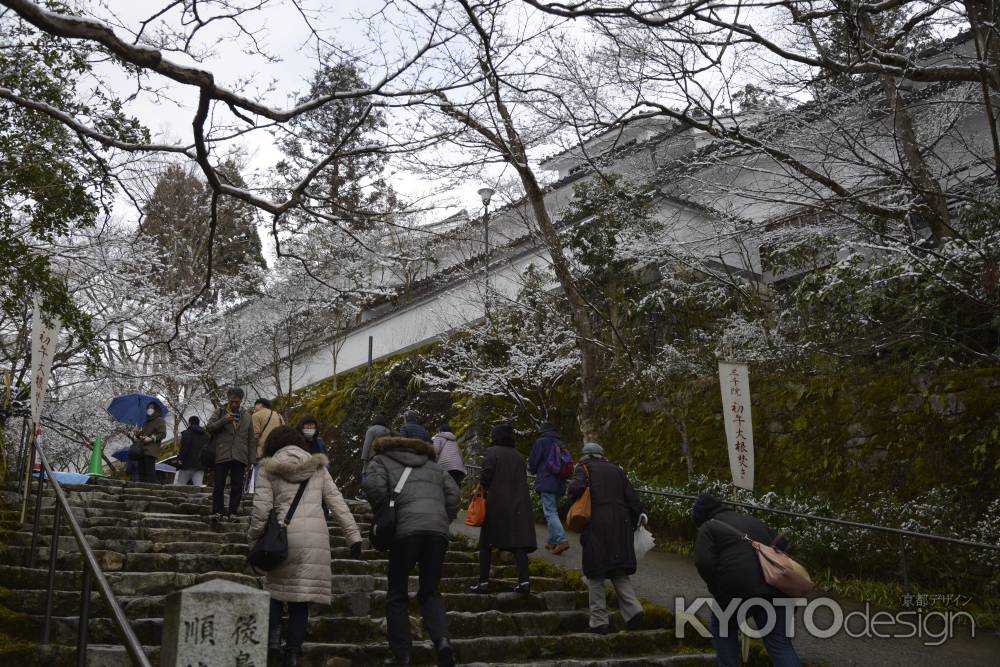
[
  {"x1": 585, "y1": 367, "x2": 1000, "y2": 509},
  {"x1": 282, "y1": 348, "x2": 1000, "y2": 510}
]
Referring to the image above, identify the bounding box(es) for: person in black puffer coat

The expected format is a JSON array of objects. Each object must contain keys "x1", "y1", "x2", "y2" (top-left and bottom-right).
[
  {"x1": 692, "y1": 494, "x2": 802, "y2": 667},
  {"x1": 362, "y1": 435, "x2": 460, "y2": 667}
]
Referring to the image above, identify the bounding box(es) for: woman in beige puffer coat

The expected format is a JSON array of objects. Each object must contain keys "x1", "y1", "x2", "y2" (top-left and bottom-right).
[{"x1": 249, "y1": 426, "x2": 362, "y2": 667}]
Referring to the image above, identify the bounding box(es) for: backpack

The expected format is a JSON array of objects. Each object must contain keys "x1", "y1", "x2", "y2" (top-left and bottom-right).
[
  {"x1": 545, "y1": 438, "x2": 574, "y2": 479},
  {"x1": 200, "y1": 440, "x2": 216, "y2": 470}
]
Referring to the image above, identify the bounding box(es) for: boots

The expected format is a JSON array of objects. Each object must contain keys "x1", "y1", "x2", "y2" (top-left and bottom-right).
[
  {"x1": 435, "y1": 637, "x2": 455, "y2": 667},
  {"x1": 626, "y1": 611, "x2": 645, "y2": 631}
]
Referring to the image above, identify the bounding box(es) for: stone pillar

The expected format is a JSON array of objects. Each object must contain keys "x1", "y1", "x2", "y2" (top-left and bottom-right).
[{"x1": 161, "y1": 578, "x2": 269, "y2": 667}]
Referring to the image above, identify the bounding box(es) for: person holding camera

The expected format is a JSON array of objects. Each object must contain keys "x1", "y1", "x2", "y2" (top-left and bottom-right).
[{"x1": 206, "y1": 387, "x2": 256, "y2": 522}]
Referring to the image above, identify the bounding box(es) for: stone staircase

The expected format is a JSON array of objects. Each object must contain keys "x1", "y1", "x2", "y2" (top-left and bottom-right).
[{"x1": 0, "y1": 478, "x2": 715, "y2": 665}]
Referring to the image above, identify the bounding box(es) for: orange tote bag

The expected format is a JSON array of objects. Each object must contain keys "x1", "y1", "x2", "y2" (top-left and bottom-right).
[{"x1": 465, "y1": 483, "x2": 487, "y2": 526}]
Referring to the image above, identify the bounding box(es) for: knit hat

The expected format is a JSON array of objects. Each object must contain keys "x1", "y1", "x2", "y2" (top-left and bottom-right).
[
  {"x1": 490, "y1": 423, "x2": 514, "y2": 447},
  {"x1": 581, "y1": 442, "x2": 605, "y2": 459},
  {"x1": 691, "y1": 494, "x2": 725, "y2": 527},
  {"x1": 539, "y1": 421, "x2": 557, "y2": 432}
]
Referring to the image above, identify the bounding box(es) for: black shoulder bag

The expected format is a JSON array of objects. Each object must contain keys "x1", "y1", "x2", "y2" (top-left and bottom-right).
[
  {"x1": 247, "y1": 478, "x2": 310, "y2": 571},
  {"x1": 369, "y1": 466, "x2": 413, "y2": 552}
]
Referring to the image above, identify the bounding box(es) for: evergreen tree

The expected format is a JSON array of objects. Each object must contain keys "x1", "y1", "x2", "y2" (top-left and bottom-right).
[
  {"x1": 276, "y1": 60, "x2": 395, "y2": 232},
  {"x1": 142, "y1": 161, "x2": 265, "y2": 302}
]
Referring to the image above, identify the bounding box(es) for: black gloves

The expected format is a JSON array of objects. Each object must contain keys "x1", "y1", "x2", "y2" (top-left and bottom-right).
[{"x1": 350, "y1": 541, "x2": 363, "y2": 560}]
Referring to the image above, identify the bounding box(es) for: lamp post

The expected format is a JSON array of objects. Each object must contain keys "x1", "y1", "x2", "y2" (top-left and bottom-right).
[{"x1": 477, "y1": 187, "x2": 495, "y2": 320}]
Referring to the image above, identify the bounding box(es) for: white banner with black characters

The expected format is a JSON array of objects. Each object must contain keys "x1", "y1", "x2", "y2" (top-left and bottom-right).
[
  {"x1": 718, "y1": 361, "x2": 754, "y2": 491},
  {"x1": 30, "y1": 295, "x2": 61, "y2": 427}
]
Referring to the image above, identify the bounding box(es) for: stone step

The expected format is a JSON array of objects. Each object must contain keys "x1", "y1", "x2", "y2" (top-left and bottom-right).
[
  {"x1": 25, "y1": 514, "x2": 372, "y2": 538},
  {"x1": 37, "y1": 493, "x2": 372, "y2": 521},
  {"x1": 0, "y1": 565, "x2": 556, "y2": 599},
  {"x1": 464, "y1": 657, "x2": 716, "y2": 666},
  {"x1": 82, "y1": 629, "x2": 694, "y2": 666},
  {"x1": 298, "y1": 629, "x2": 695, "y2": 665},
  {"x1": 48, "y1": 483, "x2": 371, "y2": 514},
  {"x1": 0, "y1": 534, "x2": 466, "y2": 563},
  {"x1": 0, "y1": 548, "x2": 517, "y2": 581},
  {"x1": 0, "y1": 565, "x2": 259, "y2": 595},
  {"x1": 5, "y1": 588, "x2": 591, "y2": 621},
  {"x1": 34, "y1": 609, "x2": 655, "y2": 646},
  {"x1": 2, "y1": 528, "x2": 390, "y2": 556}
]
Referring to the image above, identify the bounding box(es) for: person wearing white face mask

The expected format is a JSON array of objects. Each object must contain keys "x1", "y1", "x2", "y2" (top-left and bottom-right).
[
  {"x1": 296, "y1": 415, "x2": 328, "y2": 457},
  {"x1": 132, "y1": 402, "x2": 166, "y2": 483}
]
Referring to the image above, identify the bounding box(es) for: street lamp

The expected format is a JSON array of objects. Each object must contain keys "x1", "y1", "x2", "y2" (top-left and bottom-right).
[
  {"x1": 477, "y1": 187, "x2": 495, "y2": 320},
  {"x1": 477, "y1": 187, "x2": 495, "y2": 257}
]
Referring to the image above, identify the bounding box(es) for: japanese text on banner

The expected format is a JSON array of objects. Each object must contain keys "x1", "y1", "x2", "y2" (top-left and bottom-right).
[
  {"x1": 30, "y1": 295, "x2": 61, "y2": 427},
  {"x1": 718, "y1": 361, "x2": 754, "y2": 491}
]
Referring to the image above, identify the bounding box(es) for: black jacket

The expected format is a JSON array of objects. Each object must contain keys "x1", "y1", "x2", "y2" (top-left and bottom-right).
[
  {"x1": 480, "y1": 442, "x2": 537, "y2": 552},
  {"x1": 693, "y1": 501, "x2": 789, "y2": 606},
  {"x1": 177, "y1": 425, "x2": 209, "y2": 471},
  {"x1": 567, "y1": 457, "x2": 642, "y2": 578}
]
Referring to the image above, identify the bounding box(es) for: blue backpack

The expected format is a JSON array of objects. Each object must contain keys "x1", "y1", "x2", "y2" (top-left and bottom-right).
[{"x1": 545, "y1": 438, "x2": 574, "y2": 479}]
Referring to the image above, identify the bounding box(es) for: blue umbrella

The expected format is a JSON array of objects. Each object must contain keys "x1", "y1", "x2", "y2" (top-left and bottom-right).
[
  {"x1": 107, "y1": 393, "x2": 169, "y2": 427},
  {"x1": 111, "y1": 448, "x2": 131, "y2": 462}
]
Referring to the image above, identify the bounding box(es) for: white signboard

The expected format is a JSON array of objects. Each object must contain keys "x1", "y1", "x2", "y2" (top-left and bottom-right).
[
  {"x1": 30, "y1": 295, "x2": 61, "y2": 427},
  {"x1": 719, "y1": 361, "x2": 754, "y2": 490}
]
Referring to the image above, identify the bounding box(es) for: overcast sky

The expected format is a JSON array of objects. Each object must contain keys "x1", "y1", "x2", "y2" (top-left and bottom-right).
[{"x1": 92, "y1": 0, "x2": 520, "y2": 244}]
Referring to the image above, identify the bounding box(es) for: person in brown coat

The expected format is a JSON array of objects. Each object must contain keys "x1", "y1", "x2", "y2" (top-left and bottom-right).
[
  {"x1": 470, "y1": 423, "x2": 537, "y2": 595},
  {"x1": 249, "y1": 426, "x2": 362, "y2": 667},
  {"x1": 567, "y1": 442, "x2": 644, "y2": 634},
  {"x1": 248, "y1": 397, "x2": 284, "y2": 493}
]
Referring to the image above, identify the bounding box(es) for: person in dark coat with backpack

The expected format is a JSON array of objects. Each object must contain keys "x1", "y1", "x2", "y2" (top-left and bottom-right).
[
  {"x1": 567, "y1": 443, "x2": 644, "y2": 634},
  {"x1": 527, "y1": 421, "x2": 570, "y2": 554},
  {"x1": 692, "y1": 494, "x2": 802, "y2": 667},
  {"x1": 362, "y1": 435, "x2": 460, "y2": 667},
  {"x1": 471, "y1": 423, "x2": 537, "y2": 595},
  {"x1": 174, "y1": 416, "x2": 209, "y2": 486}
]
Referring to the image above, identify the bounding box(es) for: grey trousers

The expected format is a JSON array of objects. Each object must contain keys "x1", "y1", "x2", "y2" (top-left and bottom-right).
[
  {"x1": 174, "y1": 469, "x2": 204, "y2": 486},
  {"x1": 587, "y1": 575, "x2": 643, "y2": 628}
]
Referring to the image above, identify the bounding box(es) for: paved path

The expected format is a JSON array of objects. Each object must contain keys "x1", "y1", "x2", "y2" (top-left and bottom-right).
[{"x1": 452, "y1": 515, "x2": 998, "y2": 666}]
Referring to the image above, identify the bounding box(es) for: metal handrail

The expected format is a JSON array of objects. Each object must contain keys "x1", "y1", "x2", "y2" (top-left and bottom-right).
[
  {"x1": 464, "y1": 462, "x2": 1000, "y2": 594},
  {"x1": 29, "y1": 440, "x2": 152, "y2": 667}
]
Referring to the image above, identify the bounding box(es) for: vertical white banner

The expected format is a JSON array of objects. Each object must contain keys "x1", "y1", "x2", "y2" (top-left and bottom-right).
[
  {"x1": 30, "y1": 295, "x2": 61, "y2": 427},
  {"x1": 719, "y1": 361, "x2": 754, "y2": 490}
]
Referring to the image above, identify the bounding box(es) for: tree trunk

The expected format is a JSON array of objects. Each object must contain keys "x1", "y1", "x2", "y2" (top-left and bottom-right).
[
  {"x1": 677, "y1": 416, "x2": 695, "y2": 480},
  {"x1": 519, "y1": 170, "x2": 601, "y2": 441},
  {"x1": 965, "y1": 0, "x2": 1000, "y2": 89},
  {"x1": 858, "y1": 12, "x2": 953, "y2": 244},
  {"x1": 332, "y1": 346, "x2": 339, "y2": 391}
]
